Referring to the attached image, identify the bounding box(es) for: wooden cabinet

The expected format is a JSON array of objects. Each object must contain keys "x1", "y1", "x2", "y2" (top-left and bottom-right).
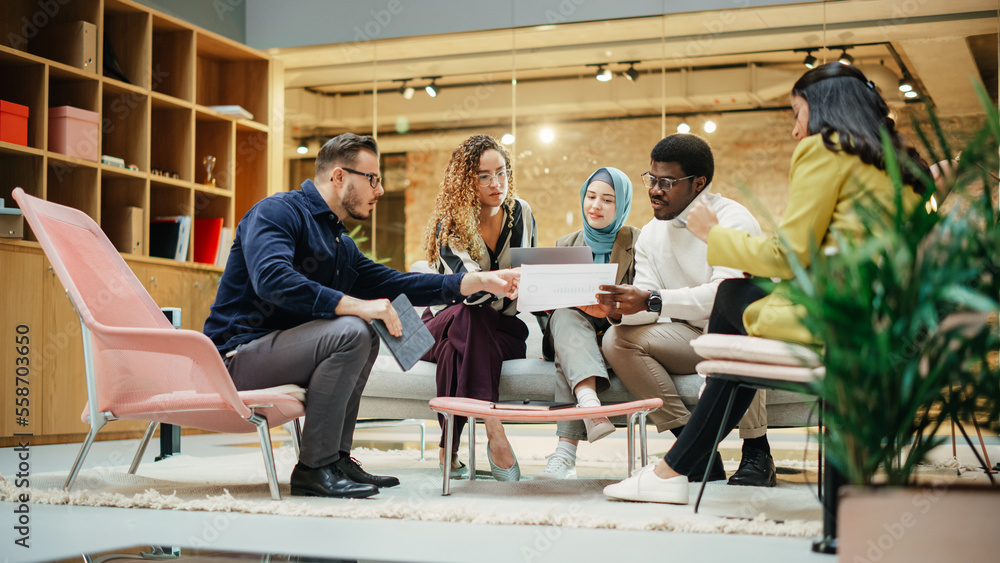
[{"x1": 0, "y1": 0, "x2": 271, "y2": 444}]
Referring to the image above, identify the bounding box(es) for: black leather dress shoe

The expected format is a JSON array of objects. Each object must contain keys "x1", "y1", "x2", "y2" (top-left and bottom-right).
[
  {"x1": 688, "y1": 451, "x2": 727, "y2": 483},
  {"x1": 727, "y1": 447, "x2": 776, "y2": 487},
  {"x1": 334, "y1": 455, "x2": 400, "y2": 488},
  {"x1": 290, "y1": 462, "x2": 379, "y2": 498}
]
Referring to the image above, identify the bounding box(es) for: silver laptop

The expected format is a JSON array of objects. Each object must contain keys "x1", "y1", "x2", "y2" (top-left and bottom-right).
[{"x1": 510, "y1": 246, "x2": 593, "y2": 267}]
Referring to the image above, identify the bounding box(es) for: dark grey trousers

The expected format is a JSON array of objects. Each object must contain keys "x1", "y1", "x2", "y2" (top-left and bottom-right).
[{"x1": 226, "y1": 317, "x2": 380, "y2": 468}]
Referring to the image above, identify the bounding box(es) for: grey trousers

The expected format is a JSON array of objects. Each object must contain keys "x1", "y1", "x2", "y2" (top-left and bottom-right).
[
  {"x1": 602, "y1": 322, "x2": 767, "y2": 439},
  {"x1": 225, "y1": 317, "x2": 380, "y2": 468},
  {"x1": 549, "y1": 308, "x2": 612, "y2": 441}
]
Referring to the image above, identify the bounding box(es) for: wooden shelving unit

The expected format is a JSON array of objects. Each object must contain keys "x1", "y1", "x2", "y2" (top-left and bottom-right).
[{"x1": 0, "y1": 0, "x2": 276, "y2": 445}]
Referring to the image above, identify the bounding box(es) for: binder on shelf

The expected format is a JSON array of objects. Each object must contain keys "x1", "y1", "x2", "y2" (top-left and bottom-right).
[
  {"x1": 215, "y1": 227, "x2": 233, "y2": 267},
  {"x1": 193, "y1": 217, "x2": 224, "y2": 264},
  {"x1": 103, "y1": 206, "x2": 143, "y2": 254},
  {"x1": 150, "y1": 215, "x2": 191, "y2": 261}
]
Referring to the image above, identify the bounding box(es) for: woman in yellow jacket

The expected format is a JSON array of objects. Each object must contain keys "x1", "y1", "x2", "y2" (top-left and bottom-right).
[{"x1": 603, "y1": 61, "x2": 930, "y2": 504}]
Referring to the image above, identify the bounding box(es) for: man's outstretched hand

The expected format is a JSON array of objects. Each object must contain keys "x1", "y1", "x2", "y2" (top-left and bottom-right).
[{"x1": 462, "y1": 268, "x2": 520, "y2": 300}]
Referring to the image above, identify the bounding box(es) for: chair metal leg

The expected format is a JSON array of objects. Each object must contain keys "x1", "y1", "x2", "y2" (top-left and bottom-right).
[
  {"x1": 65, "y1": 414, "x2": 109, "y2": 490},
  {"x1": 639, "y1": 410, "x2": 650, "y2": 466},
  {"x1": 442, "y1": 413, "x2": 453, "y2": 495},
  {"x1": 694, "y1": 385, "x2": 738, "y2": 514},
  {"x1": 248, "y1": 412, "x2": 280, "y2": 501},
  {"x1": 626, "y1": 413, "x2": 636, "y2": 477},
  {"x1": 129, "y1": 421, "x2": 158, "y2": 474},
  {"x1": 468, "y1": 418, "x2": 477, "y2": 481},
  {"x1": 418, "y1": 419, "x2": 426, "y2": 461},
  {"x1": 817, "y1": 407, "x2": 823, "y2": 501},
  {"x1": 291, "y1": 418, "x2": 302, "y2": 459}
]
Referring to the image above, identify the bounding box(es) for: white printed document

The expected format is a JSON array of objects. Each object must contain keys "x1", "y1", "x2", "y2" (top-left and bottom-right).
[{"x1": 516, "y1": 263, "x2": 618, "y2": 313}]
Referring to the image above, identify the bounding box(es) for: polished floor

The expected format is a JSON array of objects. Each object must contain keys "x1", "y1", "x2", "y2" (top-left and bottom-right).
[{"x1": 1, "y1": 423, "x2": 995, "y2": 563}]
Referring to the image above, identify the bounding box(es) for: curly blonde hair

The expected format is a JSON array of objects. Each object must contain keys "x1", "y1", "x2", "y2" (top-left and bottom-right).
[{"x1": 424, "y1": 135, "x2": 518, "y2": 264}]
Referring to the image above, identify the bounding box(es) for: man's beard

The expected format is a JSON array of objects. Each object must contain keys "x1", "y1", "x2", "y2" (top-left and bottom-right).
[{"x1": 343, "y1": 183, "x2": 372, "y2": 220}]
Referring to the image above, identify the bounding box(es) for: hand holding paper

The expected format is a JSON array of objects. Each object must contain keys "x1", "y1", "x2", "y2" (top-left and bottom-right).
[{"x1": 516, "y1": 263, "x2": 617, "y2": 313}]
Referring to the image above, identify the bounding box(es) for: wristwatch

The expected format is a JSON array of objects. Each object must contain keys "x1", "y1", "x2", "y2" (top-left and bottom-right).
[{"x1": 646, "y1": 289, "x2": 662, "y2": 313}]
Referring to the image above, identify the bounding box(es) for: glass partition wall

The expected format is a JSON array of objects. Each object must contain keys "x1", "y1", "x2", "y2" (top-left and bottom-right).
[{"x1": 279, "y1": 3, "x2": 996, "y2": 269}]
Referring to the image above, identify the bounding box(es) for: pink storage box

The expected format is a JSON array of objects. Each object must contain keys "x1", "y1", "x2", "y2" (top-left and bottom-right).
[
  {"x1": 49, "y1": 105, "x2": 99, "y2": 161},
  {"x1": 0, "y1": 100, "x2": 29, "y2": 146}
]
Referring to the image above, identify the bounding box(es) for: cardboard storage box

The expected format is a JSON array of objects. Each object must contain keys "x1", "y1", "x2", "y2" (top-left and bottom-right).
[
  {"x1": 49, "y1": 105, "x2": 99, "y2": 161},
  {"x1": 103, "y1": 205, "x2": 143, "y2": 254},
  {"x1": 32, "y1": 21, "x2": 97, "y2": 74},
  {"x1": 0, "y1": 100, "x2": 29, "y2": 146},
  {"x1": 0, "y1": 198, "x2": 24, "y2": 239}
]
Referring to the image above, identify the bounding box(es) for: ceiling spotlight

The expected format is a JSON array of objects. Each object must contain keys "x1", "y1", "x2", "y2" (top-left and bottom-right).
[
  {"x1": 623, "y1": 62, "x2": 639, "y2": 81},
  {"x1": 424, "y1": 77, "x2": 440, "y2": 98},
  {"x1": 838, "y1": 49, "x2": 854, "y2": 65},
  {"x1": 296, "y1": 144, "x2": 308, "y2": 155},
  {"x1": 703, "y1": 120, "x2": 717, "y2": 134},
  {"x1": 904, "y1": 90, "x2": 919, "y2": 99},
  {"x1": 677, "y1": 122, "x2": 691, "y2": 134},
  {"x1": 501, "y1": 133, "x2": 515, "y2": 145},
  {"x1": 402, "y1": 83, "x2": 415, "y2": 99},
  {"x1": 539, "y1": 127, "x2": 555, "y2": 143},
  {"x1": 898, "y1": 77, "x2": 914, "y2": 93},
  {"x1": 596, "y1": 65, "x2": 613, "y2": 82},
  {"x1": 803, "y1": 50, "x2": 817, "y2": 69}
]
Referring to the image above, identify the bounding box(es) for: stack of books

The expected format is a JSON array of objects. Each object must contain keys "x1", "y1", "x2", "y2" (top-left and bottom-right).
[{"x1": 149, "y1": 215, "x2": 191, "y2": 261}]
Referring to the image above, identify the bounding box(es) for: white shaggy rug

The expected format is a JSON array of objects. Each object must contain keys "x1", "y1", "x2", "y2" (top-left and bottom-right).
[{"x1": 0, "y1": 445, "x2": 830, "y2": 538}]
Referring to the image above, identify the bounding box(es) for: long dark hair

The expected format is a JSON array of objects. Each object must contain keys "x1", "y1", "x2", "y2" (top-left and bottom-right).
[{"x1": 792, "y1": 62, "x2": 929, "y2": 194}]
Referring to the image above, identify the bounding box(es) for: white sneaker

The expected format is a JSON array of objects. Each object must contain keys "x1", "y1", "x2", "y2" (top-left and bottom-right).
[
  {"x1": 584, "y1": 416, "x2": 615, "y2": 443},
  {"x1": 603, "y1": 463, "x2": 689, "y2": 504},
  {"x1": 534, "y1": 452, "x2": 577, "y2": 480}
]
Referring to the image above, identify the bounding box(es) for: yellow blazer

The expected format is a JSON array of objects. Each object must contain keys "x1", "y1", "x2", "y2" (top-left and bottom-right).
[{"x1": 706, "y1": 134, "x2": 921, "y2": 343}]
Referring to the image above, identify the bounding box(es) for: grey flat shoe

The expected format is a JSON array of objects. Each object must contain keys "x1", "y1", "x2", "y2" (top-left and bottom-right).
[
  {"x1": 487, "y1": 442, "x2": 520, "y2": 481},
  {"x1": 440, "y1": 459, "x2": 469, "y2": 479}
]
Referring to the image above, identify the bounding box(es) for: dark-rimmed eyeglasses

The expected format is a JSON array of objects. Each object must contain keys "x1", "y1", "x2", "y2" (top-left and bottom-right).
[
  {"x1": 339, "y1": 167, "x2": 382, "y2": 189},
  {"x1": 641, "y1": 172, "x2": 694, "y2": 191},
  {"x1": 477, "y1": 170, "x2": 509, "y2": 187}
]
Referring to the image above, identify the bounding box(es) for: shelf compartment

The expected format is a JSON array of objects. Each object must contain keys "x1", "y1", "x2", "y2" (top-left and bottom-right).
[
  {"x1": 152, "y1": 18, "x2": 194, "y2": 102},
  {"x1": 102, "y1": 1, "x2": 151, "y2": 89},
  {"x1": 235, "y1": 129, "x2": 268, "y2": 222},
  {"x1": 149, "y1": 181, "x2": 192, "y2": 262},
  {"x1": 151, "y1": 106, "x2": 193, "y2": 182},
  {"x1": 100, "y1": 175, "x2": 146, "y2": 255},
  {"x1": 1, "y1": 0, "x2": 100, "y2": 67},
  {"x1": 195, "y1": 34, "x2": 269, "y2": 126},
  {"x1": 195, "y1": 114, "x2": 233, "y2": 190},
  {"x1": 47, "y1": 160, "x2": 99, "y2": 219},
  {"x1": 101, "y1": 89, "x2": 148, "y2": 171},
  {"x1": 0, "y1": 152, "x2": 43, "y2": 240},
  {"x1": 0, "y1": 51, "x2": 45, "y2": 150}
]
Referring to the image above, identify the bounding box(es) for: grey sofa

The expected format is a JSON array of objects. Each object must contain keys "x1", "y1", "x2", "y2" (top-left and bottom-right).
[{"x1": 358, "y1": 310, "x2": 818, "y2": 428}]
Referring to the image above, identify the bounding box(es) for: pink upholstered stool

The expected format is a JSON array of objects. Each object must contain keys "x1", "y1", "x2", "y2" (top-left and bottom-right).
[{"x1": 429, "y1": 397, "x2": 663, "y2": 495}]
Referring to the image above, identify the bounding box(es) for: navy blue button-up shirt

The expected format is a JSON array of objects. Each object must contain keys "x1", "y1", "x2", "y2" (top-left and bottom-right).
[{"x1": 204, "y1": 179, "x2": 464, "y2": 353}]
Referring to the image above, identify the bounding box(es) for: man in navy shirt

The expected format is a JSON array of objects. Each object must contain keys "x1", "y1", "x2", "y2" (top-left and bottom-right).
[{"x1": 204, "y1": 133, "x2": 518, "y2": 498}]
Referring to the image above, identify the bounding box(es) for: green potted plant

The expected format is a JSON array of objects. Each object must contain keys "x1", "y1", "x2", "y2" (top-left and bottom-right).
[{"x1": 784, "y1": 85, "x2": 999, "y2": 558}]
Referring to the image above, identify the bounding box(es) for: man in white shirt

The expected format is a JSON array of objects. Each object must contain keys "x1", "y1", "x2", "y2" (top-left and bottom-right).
[{"x1": 599, "y1": 134, "x2": 775, "y2": 487}]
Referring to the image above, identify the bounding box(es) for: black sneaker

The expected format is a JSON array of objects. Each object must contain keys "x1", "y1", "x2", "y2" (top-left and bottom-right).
[
  {"x1": 727, "y1": 447, "x2": 776, "y2": 487},
  {"x1": 334, "y1": 455, "x2": 400, "y2": 488}
]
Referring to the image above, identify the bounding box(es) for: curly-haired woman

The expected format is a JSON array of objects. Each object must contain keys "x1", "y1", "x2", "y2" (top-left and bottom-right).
[{"x1": 422, "y1": 134, "x2": 537, "y2": 481}]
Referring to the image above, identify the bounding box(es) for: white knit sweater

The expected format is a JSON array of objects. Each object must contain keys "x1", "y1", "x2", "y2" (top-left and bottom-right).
[{"x1": 621, "y1": 191, "x2": 762, "y2": 330}]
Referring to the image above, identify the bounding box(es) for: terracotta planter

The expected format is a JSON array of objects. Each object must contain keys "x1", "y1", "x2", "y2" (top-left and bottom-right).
[{"x1": 837, "y1": 484, "x2": 1000, "y2": 562}]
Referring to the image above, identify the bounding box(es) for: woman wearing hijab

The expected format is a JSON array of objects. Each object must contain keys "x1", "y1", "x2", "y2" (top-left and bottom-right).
[{"x1": 534, "y1": 167, "x2": 641, "y2": 480}]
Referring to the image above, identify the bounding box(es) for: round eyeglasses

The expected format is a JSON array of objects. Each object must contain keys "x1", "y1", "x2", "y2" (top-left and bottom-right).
[
  {"x1": 641, "y1": 172, "x2": 694, "y2": 192},
  {"x1": 477, "y1": 170, "x2": 509, "y2": 187}
]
